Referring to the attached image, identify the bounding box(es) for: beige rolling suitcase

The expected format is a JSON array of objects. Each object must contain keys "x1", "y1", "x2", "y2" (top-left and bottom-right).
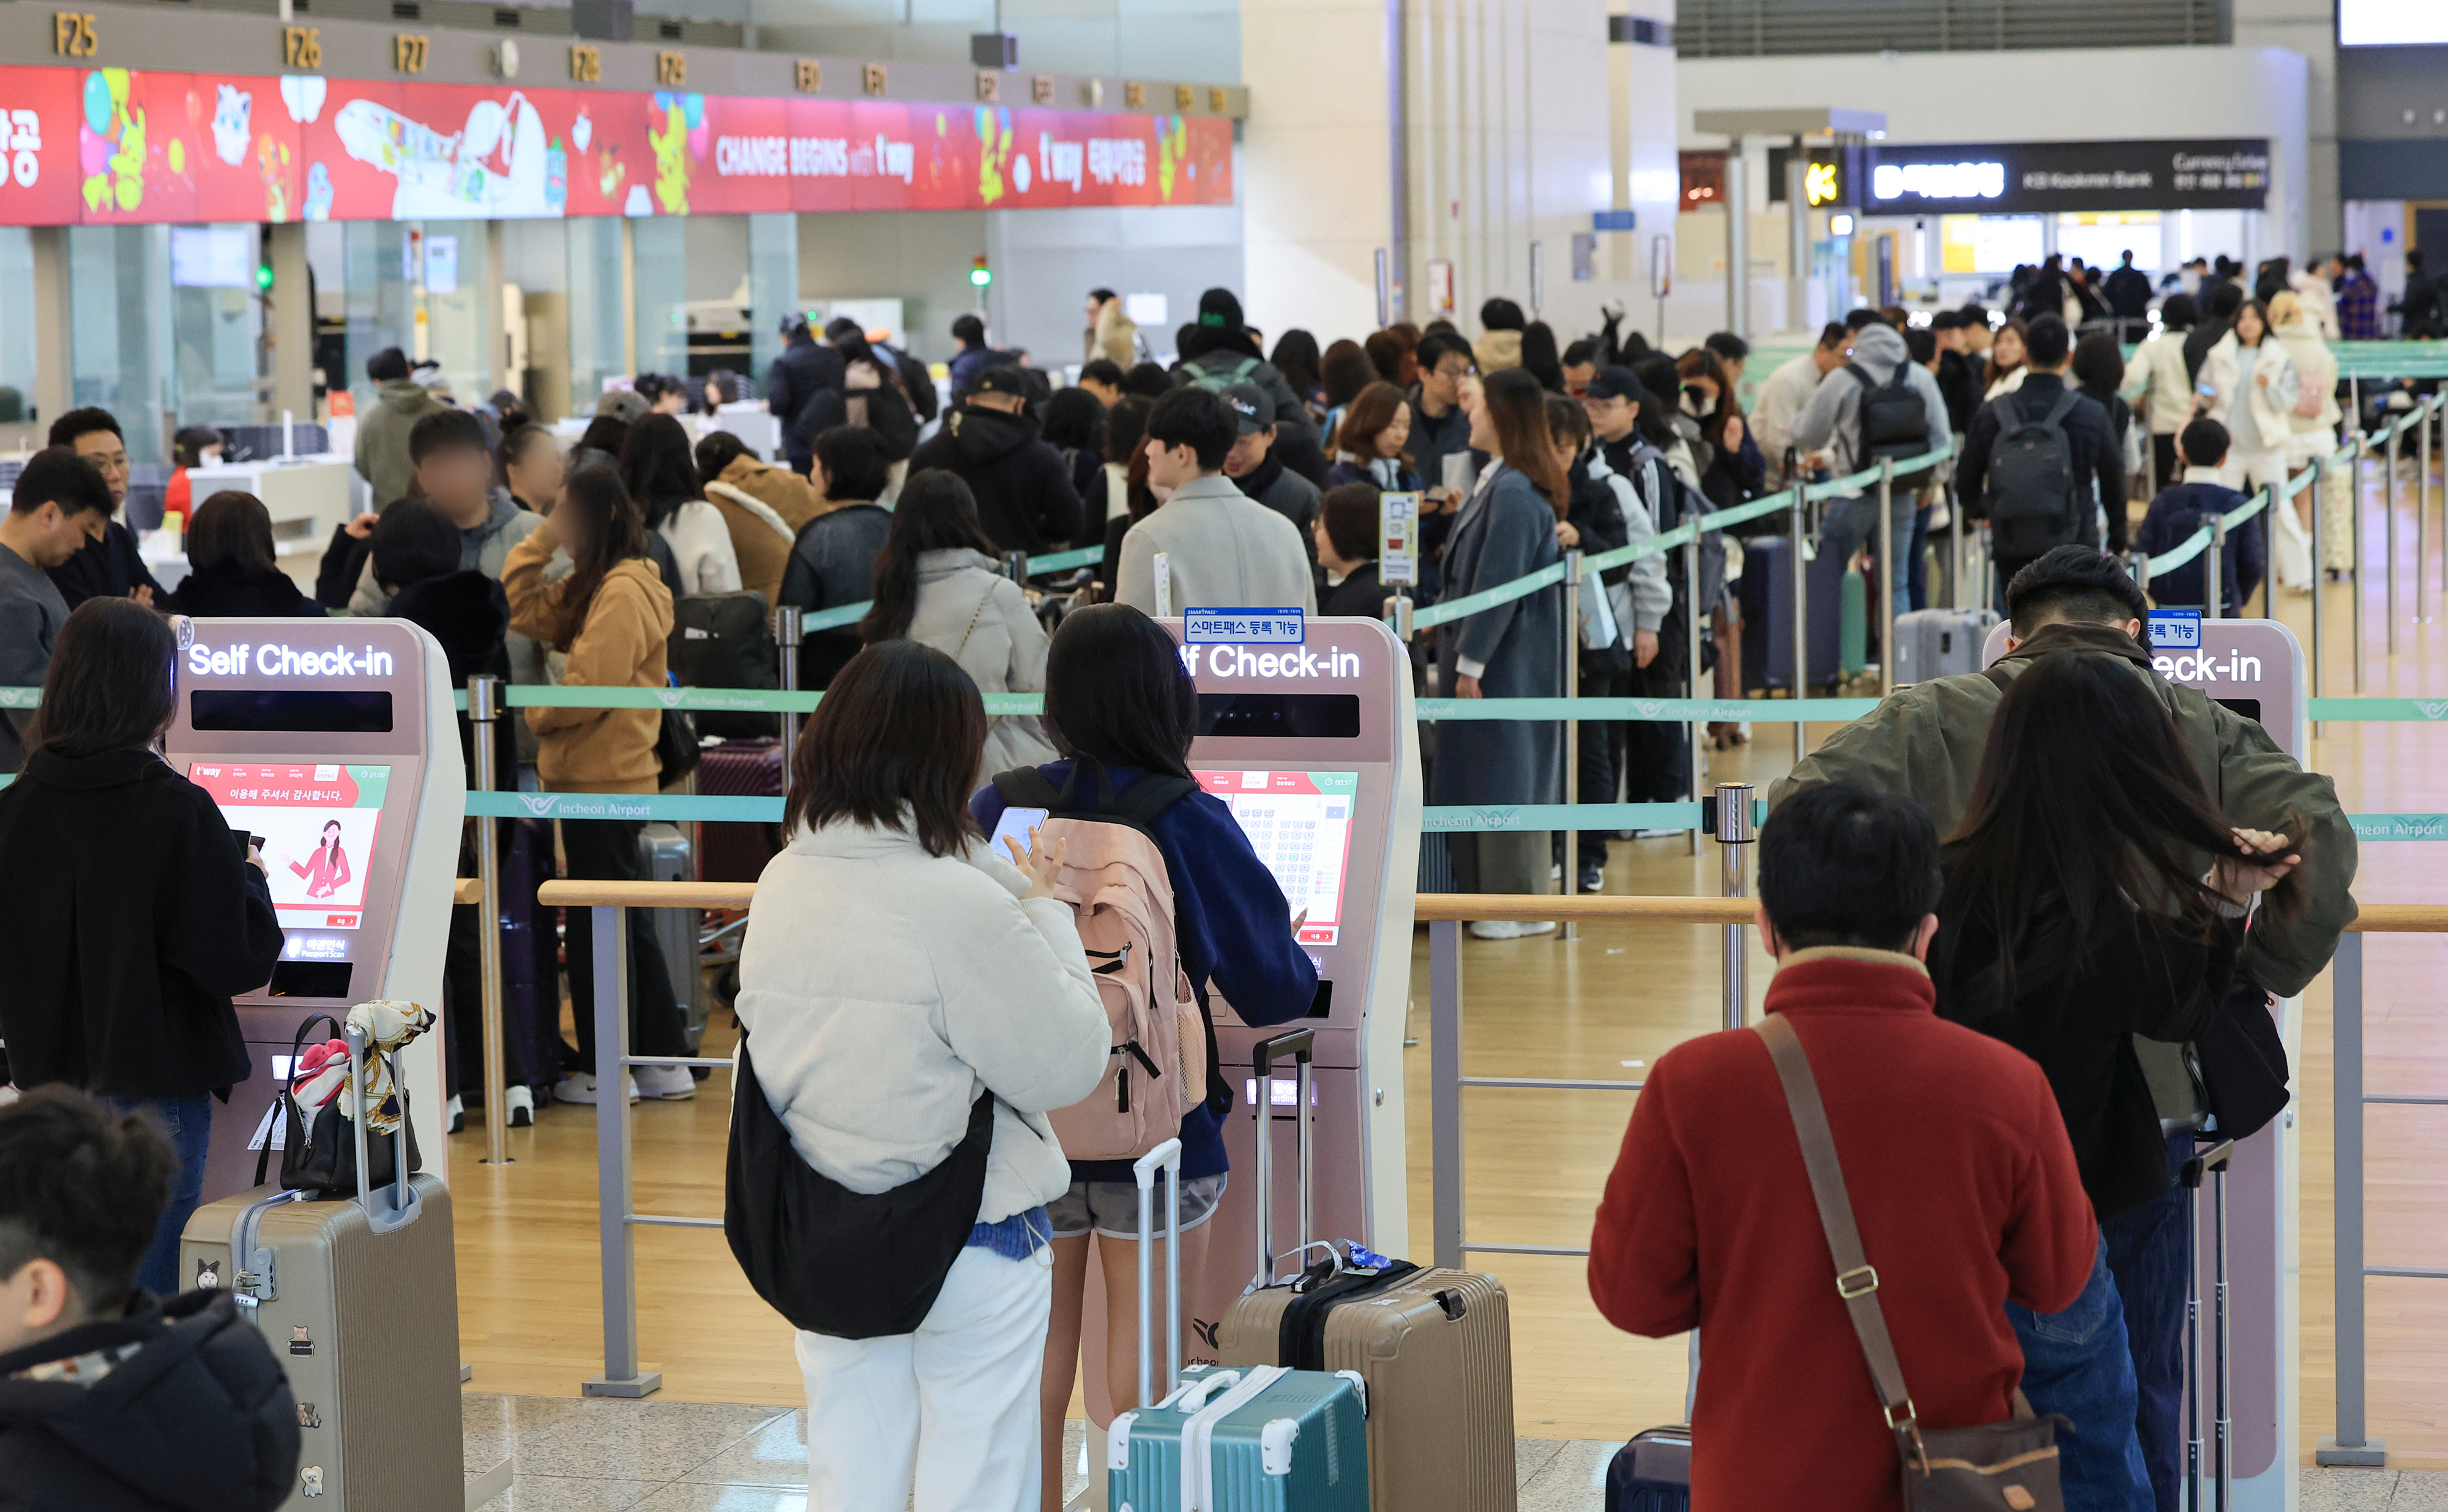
[
  {"x1": 1214, "y1": 1030, "x2": 1518, "y2": 1512},
  {"x1": 181, "y1": 1022, "x2": 462, "y2": 1511}
]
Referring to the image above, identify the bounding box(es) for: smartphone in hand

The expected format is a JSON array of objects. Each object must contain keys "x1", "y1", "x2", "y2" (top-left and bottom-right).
[{"x1": 989, "y1": 807, "x2": 1050, "y2": 857}]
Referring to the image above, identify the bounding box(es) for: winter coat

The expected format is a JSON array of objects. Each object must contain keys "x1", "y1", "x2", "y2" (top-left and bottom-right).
[
  {"x1": 2136, "y1": 472, "x2": 2266, "y2": 615},
  {"x1": 2272, "y1": 321, "x2": 2342, "y2": 435},
  {"x1": 732, "y1": 816, "x2": 1112, "y2": 1226},
  {"x1": 1954, "y1": 373, "x2": 2126, "y2": 557},
  {"x1": 1752, "y1": 352, "x2": 1827, "y2": 472},
  {"x1": 1115, "y1": 474, "x2": 1318, "y2": 617},
  {"x1": 1770, "y1": 619, "x2": 2356, "y2": 1001},
  {"x1": 765, "y1": 335, "x2": 848, "y2": 457},
  {"x1": 714, "y1": 454, "x2": 824, "y2": 534},
  {"x1": 1405, "y1": 395, "x2": 1477, "y2": 495},
  {"x1": 0, "y1": 748, "x2": 283, "y2": 1098},
  {"x1": 843, "y1": 357, "x2": 922, "y2": 462},
  {"x1": 900, "y1": 548, "x2": 1059, "y2": 775},
  {"x1": 387, "y1": 570, "x2": 513, "y2": 792},
  {"x1": 701, "y1": 482, "x2": 797, "y2": 609},
  {"x1": 0, "y1": 1290, "x2": 300, "y2": 1512},
  {"x1": 1232, "y1": 453, "x2": 1323, "y2": 543},
  {"x1": 348, "y1": 494, "x2": 544, "y2": 617},
  {"x1": 655, "y1": 499, "x2": 744, "y2": 597},
  {"x1": 0, "y1": 545, "x2": 66, "y2": 770},
  {"x1": 351, "y1": 379, "x2": 445, "y2": 510},
  {"x1": 1789, "y1": 323, "x2": 1951, "y2": 491},
  {"x1": 908, "y1": 406, "x2": 1087, "y2": 556},
  {"x1": 1429, "y1": 461, "x2": 1562, "y2": 808},
  {"x1": 1472, "y1": 329, "x2": 1523, "y2": 374},
  {"x1": 503, "y1": 524, "x2": 675, "y2": 795},
  {"x1": 780, "y1": 502, "x2": 892, "y2": 690},
  {"x1": 162, "y1": 562, "x2": 324, "y2": 619},
  {"x1": 1088, "y1": 300, "x2": 1138, "y2": 367},
  {"x1": 1174, "y1": 344, "x2": 1318, "y2": 449},
  {"x1": 2198, "y1": 333, "x2": 2300, "y2": 458},
  {"x1": 2124, "y1": 328, "x2": 2200, "y2": 438},
  {"x1": 49, "y1": 523, "x2": 166, "y2": 613}
]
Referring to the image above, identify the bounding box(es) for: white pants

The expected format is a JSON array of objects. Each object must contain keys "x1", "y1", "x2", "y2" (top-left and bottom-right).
[{"x1": 796, "y1": 1244, "x2": 1054, "y2": 1512}]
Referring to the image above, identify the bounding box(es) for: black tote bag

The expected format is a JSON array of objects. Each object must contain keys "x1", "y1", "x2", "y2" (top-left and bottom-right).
[
  {"x1": 724, "y1": 1032, "x2": 994, "y2": 1339},
  {"x1": 253, "y1": 1013, "x2": 422, "y2": 1199}
]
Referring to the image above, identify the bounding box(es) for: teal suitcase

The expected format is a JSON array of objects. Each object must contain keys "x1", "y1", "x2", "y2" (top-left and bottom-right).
[{"x1": 1108, "y1": 1362, "x2": 1370, "y2": 1512}]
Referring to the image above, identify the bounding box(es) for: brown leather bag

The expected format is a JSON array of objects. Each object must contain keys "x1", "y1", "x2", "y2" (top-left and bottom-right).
[{"x1": 1753, "y1": 1013, "x2": 2068, "y2": 1511}]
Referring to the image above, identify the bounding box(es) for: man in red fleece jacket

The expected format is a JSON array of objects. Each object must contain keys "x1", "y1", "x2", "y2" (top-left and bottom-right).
[{"x1": 1588, "y1": 783, "x2": 2097, "y2": 1507}]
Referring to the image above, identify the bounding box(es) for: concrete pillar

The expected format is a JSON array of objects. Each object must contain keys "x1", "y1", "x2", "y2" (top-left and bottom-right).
[
  {"x1": 1242, "y1": 0, "x2": 1393, "y2": 340},
  {"x1": 29, "y1": 226, "x2": 70, "y2": 428},
  {"x1": 267, "y1": 222, "x2": 314, "y2": 420}
]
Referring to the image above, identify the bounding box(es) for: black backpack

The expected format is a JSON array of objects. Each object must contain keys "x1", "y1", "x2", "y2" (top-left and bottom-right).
[
  {"x1": 670, "y1": 590, "x2": 781, "y2": 739},
  {"x1": 1846, "y1": 362, "x2": 1933, "y2": 481},
  {"x1": 1981, "y1": 389, "x2": 2085, "y2": 558}
]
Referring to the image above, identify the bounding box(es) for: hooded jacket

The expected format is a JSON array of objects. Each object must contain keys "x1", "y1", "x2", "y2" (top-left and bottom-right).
[
  {"x1": 906, "y1": 404, "x2": 1086, "y2": 555},
  {"x1": 1174, "y1": 331, "x2": 1317, "y2": 449},
  {"x1": 1769, "y1": 619, "x2": 2356, "y2": 1002},
  {"x1": 0, "y1": 1290, "x2": 300, "y2": 1512},
  {"x1": 0, "y1": 748, "x2": 284, "y2": 1099},
  {"x1": 503, "y1": 523, "x2": 675, "y2": 795},
  {"x1": 351, "y1": 380, "x2": 446, "y2": 511},
  {"x1": 901, "y1": 548, "x2": 1058, "y2": 775},
  {"x1": 700, "y1": 482, "x2": 797, "y2": 609},
  {"x1": 1788, "y1": 322, "x2": 1952, "y2": 490},
  {"x1": 1087, "y1": 300, "x2": 1138, "y2": 367},
  {"x1": 765, "y1": 333, "x2": 847, "y2": 457},
  {"x1": 778, "y1": 502, "x2": 892, "y2": 690},
  {"x1": 388, "y1": 569, "x2": 515, "y2": 791},
  {"x1": 1472, "y1": 329, "x2": 1523, "y2": 375},
  {"x1": 348, "y1": 493, "x2": 544, "y2": 617}
]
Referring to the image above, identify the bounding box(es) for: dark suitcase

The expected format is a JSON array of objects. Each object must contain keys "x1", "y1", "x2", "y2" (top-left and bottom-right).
[
  {"x1": 1215, "y1": 1032, "x2": 1516, "y2": 1512},
  {"x1": 1602, "y1": 1426, "x2": 1692, "y2": 1511},
  {"x1": 181, "y1": 1034, "x2": 461, "y2": 1512},
  {"x1": 696, "y1": 737, "x2": 787, "y2": 884},
  {"x1": 670, "y1": 590, "x2": 780, "y2": 739},
  {"x1": 1738, "y1": 535, "x2": 1858, "y2": 691},
  {"x1": 501, "y1": 815, "x2": 569, "y2": 1090},
  {"x1": 638, "y1": 821, "x2": 706, "y2": 1052}
]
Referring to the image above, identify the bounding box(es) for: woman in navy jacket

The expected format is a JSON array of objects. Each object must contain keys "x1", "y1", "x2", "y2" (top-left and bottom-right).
[{"x1": 968, "y1": 603, "x2": 1316, "y2": 1512}]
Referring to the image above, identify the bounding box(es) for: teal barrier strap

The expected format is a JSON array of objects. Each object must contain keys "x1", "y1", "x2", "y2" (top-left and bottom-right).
[
  {"x1": 800, "y1": 603, "x2": 867, "y2": 632},
  {"x1": 1026, "y1": 545, "x2": 1105, "y2": 575},
  {"x1": 465, "y1": 791, "x2": 786, "y2": 822},
  {"x1": 1422, "y1": 802, "x2": 1703, "y2": 832},
  {"x1": 2143, "y1": 526, "x2": 2212, "y2": 578},
  {"x1": 1409, "y1": 560, "x2": 1571, "y2": 631},
  {"x1": 2350, "y1": 813, "x2": 2448, "y2": 841},
  {"x1": 0, "y1": 689, "x2": 35, "y2": 710},
  {"x1": 1418, "y1": 696, "x2": 1883, "y2": 723},
  {"x1": 507, "y1": 686, "x2": 826, "y2": 713},
  {"x1": 2310, "y1": 697, "x2": 2448, "y2": 721}
]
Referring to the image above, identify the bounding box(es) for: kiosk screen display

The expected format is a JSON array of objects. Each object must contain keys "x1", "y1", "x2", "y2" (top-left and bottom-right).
[
  {"x1": 187, "y1": 762, "x2": 391, "y2": 931},
  {"x1": 1193, "y1": 770, "x2": 1357, "y2": 946}
]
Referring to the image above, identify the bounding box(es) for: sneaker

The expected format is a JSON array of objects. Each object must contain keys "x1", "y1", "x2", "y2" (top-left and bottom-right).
[
  {"x1": 1578, "y1": 863, "x2": 1606, "y2": 895},
  {"x1": 447, "y1": 1094, "x2": 465, "y2": 1134},
  {"x1": 554, "y1": 1071, "x2": 638, "y2": 1105},
  {"x1": 1468, "y1": 919, "x2": 1559, "y2": 940},
  {"x1": 633, "y1": 1063, "x2": 698, "y2": 1100},
  {"x1": 504, "y1": 1084, "x2": 536, "y2": 1128}
]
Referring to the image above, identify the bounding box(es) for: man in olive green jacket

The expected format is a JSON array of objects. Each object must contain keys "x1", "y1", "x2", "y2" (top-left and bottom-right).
[{"x1": 1771, "y1": 544, "x2": 2354, "y2": 1511}]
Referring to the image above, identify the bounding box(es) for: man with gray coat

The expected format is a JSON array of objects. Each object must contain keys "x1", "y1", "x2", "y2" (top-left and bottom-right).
[
  {"x1": 1116, "y1": 388, "x2": 1316, "y2": 617},
  {"x1": 1790, "y1": 319, "x2": 1951, "y2": 621}
]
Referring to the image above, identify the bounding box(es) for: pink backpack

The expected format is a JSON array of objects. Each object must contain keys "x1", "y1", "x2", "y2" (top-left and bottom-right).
[{"x1": 992, "y1": 767, "x2": 1207, "y2": 1161}]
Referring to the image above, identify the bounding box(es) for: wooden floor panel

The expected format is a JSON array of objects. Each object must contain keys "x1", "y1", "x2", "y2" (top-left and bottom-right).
[{"x1": 446, "y1": 463, "x2": 2448, "y2": 1465}]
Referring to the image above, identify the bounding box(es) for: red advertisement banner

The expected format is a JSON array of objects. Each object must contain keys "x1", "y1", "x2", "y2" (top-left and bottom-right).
[{"x1": 0, "y1": 64, "x2": 1233, "y2": 226}]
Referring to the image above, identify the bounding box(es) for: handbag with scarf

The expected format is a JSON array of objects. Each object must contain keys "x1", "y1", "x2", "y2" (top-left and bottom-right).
[
  {"x1": 1755, "y1": 1012, "x2": 2068, "y2": 1510},
  {"x1": 254, "y1": 1013, "x2": 424, "y2": 1199}
]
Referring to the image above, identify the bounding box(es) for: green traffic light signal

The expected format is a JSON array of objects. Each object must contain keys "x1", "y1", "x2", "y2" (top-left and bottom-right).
[
  {"x1": 969, "y1": 265, "x2": 993, "y2": 288},
  {"x1": 256, "y1": 262, "x2": 274, "y2": 293}
]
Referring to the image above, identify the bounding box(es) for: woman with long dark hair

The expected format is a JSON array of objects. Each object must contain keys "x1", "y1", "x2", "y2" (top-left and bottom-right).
[
  {"x1": 1673, "y1": 346, "x2": 1763, "y2": 511},
  {"x1": 0, "y1": 599, "x2": 283, "y2": 1295},
  {"x1": 163, "y1": 491, "x2": 324, "y2": 617},
  {"x1": 1435, "y1": 368, "x2": 1564, "y2": 931},
  {"x1": 962, "y1": 605, "x2": 1318, "y2": 1512},
  {"x1": 619, "y1": 413, "x2": 741, "y2": 597},
  {"x1": 1983, "y1": 316, "x2": 2032, "y2": 399},
  {"x1": 1931, "y1": 650, "x2": 2301, "y2": 1506},
  {"x1": 287, "y1": 817, "x2": 352, "y2": 899},
  {"x1": 1095, "y1": 395, "x2": 1157, "y2": 595},
  {"x1": 739, "y1": 638, "x2": 1108, "y2": 1512},
  {"x1": 1268, "y1": 328, "x2": 1324, "y2": 409},
  {"x1": 861, "y1": 471, "x2": 1056, "y2": 773},
  {"x1": 502, "y1": 467, "x2": 694, "y2": 1103},
  {"x1": 1324, "y1": 381, "x2": 1422, "y2": 493},
  {"x1": 1040, "y1": 387, "x2": 1108, "y2": 514},
  {"x1": 2198, "y1": 297, "x2": 2300, "y2": 503},
  {"x1": 1519, "y1": 321, "x2": 1565, "y2": 393}
]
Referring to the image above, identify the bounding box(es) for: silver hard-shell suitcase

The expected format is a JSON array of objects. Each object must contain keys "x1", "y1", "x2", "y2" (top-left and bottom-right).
[
  {"x1": 180, "y1": 1026, "x2": 461, "y2": 1511},
  {"x1": 639, "y1": 819, "x2": 707, "y2": 1051},
  {"x1": 1892, "y1": 606, "x2": 2001, "y2": 685}
]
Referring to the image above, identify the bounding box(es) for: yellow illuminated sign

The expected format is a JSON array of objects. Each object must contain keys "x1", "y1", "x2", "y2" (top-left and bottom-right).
[{"x1": 1804, "y1": 160, "x2": 1842, "y2": 207}]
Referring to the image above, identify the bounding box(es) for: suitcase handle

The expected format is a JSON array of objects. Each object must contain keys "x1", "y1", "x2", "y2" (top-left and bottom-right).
[
  {"x1": 346, "y1": 1026, "x2": 423, "y2": 1235},
  {"x1": 1130, "y1": 1138, "x2": 1184, "y2": 1416},
  {"x1": 1250, "y1": 1029, "x2": 1315, "y2": 1290}
]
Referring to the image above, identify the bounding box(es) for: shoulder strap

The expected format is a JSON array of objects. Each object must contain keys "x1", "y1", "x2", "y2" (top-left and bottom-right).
[
  {"x1": 1980, "y1": 663, "x2": 2016, "y2": 693},
  {"x1": 953, "y1": 576, "x2": 999, "y2": 658},
  {"x1": 1845, "y1": 363, "x2": 1875, "y2": 392},
  {"x1": 1887, "y1": 361, "x2": 1914, "y2": 393},
  {"x1": 1752, "y1": 1015, "x2": 1919, "y2": 1431},
  {"x1": 1110, "y1": 773, "x2": 1198, "y2": 829},
  {"x1": 991, "y1": 767, "x2": 1064, "y2": 810},
  {"x1": 2039, "y1": 388, "x2": 2081, "y2": 431}
]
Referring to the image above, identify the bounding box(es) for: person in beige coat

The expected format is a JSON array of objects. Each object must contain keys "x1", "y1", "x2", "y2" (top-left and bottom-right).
[
  {"x1": 501, "y1": 467, "x2": 695, "y2": 1104},
  {"x1": 1084, "y1": 289, "x2": 1137, "y2": 368},
  {"x1": 859, "y1": 470, "x2": 1058, "y2": 777},
  {"x1": 695, "y1": 431, "x2": 819, "y2": 607},
  {"x1": 2196, "y1": 300, "x2": 2300, "y2": 499},
  {"x1": 2269, "y1": 289, "x2": 2348, "y2": 576}
]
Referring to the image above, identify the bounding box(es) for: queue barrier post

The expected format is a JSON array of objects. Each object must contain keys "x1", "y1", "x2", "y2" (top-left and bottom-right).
[
  {"x1": 773, "y1": 605, "x2": 803, "y2": 780},
  {"x1": 2355, "y1": 434, "x2": 2368, "y2": 693},
  {"x1": 1876, "y1": 456, "x2": 1897, "y2": 699},
  {"x1": 1561, "y1": 548, "x2": 1582, "y2": 941},
  {"x1": 583, "y1": 903, "x2": 658, "y2": 1398},
  {"x1": 2207, "y1": 516, "x2": 2226, "y2": 622},
  {"x1": 1684, "y1": 529, "x2": 1702, "y2": 857},
  {"x1": 2310, "y1": 455, "x2": 2326, "y2": 732},
  {"x1": 1713, "y1": 783, "x2": 1754, "y2": 1030},
  {"x1": 2260, "y1": 483, "x2": 2277, "y2": 619},
  {"x1": 469, "y1": 674, "x2": 510, "y2": 1168},
  {"x1": 1789, "y1": 482, "x2": 1808, "y2": 764},
  {"x1": 2318, "y1": 930, "x2": 2386, "y2": 1466},
  {"x1": 2420, "y1": 404, "x2": 2433, "y2": 627},
  {"x1": 2387, "y1": 422, "x2": 2400, "y2": 655}
]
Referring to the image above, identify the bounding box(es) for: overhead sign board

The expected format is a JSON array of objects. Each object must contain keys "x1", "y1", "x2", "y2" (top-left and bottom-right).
[{"x1": 1860, "y1": 138, "x2": 2270, "y2": 214}]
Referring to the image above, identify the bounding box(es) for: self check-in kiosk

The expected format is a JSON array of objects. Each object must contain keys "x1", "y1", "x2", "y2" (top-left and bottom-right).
[
  {"x1": 1075, "y1": 614, "x2": 1420, "y2": 1427},
  {"x1": 166, "y1": 617, "x2": 467, "y2": 1205},
  {"x1": 1985, "y1": 615, "x2": 2304, "y2": 1511}
]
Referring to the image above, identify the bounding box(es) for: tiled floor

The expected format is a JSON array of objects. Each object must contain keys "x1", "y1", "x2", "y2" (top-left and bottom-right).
[{"x1": 463, "y1": 1392, "x2": 2448, "y2": 1510}]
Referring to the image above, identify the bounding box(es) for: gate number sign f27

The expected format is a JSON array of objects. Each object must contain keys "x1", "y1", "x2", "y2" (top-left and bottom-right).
[{"x1": 1184, "y1": 608, "x2": 1305, "y2": 645}]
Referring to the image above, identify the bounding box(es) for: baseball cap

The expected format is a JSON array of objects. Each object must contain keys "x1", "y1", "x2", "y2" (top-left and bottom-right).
[
  {"x1": 1584, "y1": 365, "x2": 1646, "y2": 403},
  {"x1": 1222, "y1": 382, "x2": 1275, "y2": 434},
  {"x1": 972, "y1": 366, "x2": 1031, "y2": 398},
  {"x1": 594, "y1": 388, "x2": 651, "y2": 423}
]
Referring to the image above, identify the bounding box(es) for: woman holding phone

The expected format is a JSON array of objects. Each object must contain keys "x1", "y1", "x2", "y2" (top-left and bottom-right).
[{"x1": 965, "y1": 603, "x2": 1319, "y2": 1512}]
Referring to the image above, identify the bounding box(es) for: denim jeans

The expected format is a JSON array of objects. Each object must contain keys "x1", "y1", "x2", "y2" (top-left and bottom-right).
[
  {"x1": 2103, "y1": 1136, "x2": 2195, "y2": 1512},
  {"x1": 105, "y1": 1094, "x2": 212, "y2": 1297},
  {"x1": 1815, "y1": 492, "x2": 1919, "y2": 623},
  {"x1": 2006, "y1": 1232, "x2": 2152, "y2": 1512}
]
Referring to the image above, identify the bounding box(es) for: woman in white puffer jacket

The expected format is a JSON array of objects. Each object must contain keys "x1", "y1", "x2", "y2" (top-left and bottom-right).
[{"x1": 734, "y1": 638, "x2": 1109, "y2": 1512}]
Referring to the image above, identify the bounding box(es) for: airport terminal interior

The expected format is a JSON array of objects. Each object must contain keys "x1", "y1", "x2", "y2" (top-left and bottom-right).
[{"x1": 8, "y1": 0, "x2": 2448, "y2": 1508}]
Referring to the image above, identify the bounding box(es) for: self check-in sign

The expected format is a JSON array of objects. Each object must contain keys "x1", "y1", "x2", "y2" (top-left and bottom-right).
[{"x1": 1184, "y1": 607, "x2": 1305, "y2": 645}]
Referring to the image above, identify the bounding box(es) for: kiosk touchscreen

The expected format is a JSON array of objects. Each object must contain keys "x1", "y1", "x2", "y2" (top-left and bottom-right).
[
  {"x1": 1076, "y1": 616, "x2": 1419, "y2": 1424},
  {"x1": 165, "y1": 619, "x2": 466, "y2": 1206},
  {"x1": 1984, "y1": 616, "x2": 2302, "y2": 1510}
]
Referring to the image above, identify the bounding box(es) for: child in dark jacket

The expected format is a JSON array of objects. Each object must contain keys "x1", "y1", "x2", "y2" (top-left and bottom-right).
[
  {"x1": 0, "y1": 1089, "x2": 301, "y2": 1512},
  {"x1": 2135, "y1": 417, "x2": 2266, "y2": 615},
  {"x1": 368, "y1": 501, "x2": 527, "y2": 1125}
]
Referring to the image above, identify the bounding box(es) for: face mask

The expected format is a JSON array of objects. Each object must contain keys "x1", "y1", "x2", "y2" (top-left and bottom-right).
[{"x1": 1683, "y1": 386, "x2": 1716, "y2": 417}]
